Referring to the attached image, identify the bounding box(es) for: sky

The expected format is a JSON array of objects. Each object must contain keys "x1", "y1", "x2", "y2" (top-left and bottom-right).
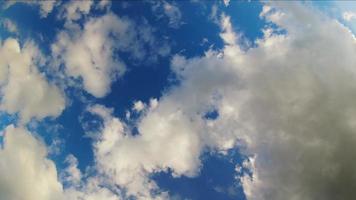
[{"x1": 1, "y1": 1, "x2": 356, "y2": 200}]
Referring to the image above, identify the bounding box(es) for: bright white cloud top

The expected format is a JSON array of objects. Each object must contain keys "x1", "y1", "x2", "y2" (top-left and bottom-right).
[
  {"x1": 0, "y1": 38, "x2": 65, "y2": 123},
  {"x1": 1, "y1": 1, "x2": 356, "y2": 200}
]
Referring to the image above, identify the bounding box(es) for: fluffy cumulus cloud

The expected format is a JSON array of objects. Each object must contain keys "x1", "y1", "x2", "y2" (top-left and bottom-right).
[
  {"x1": 60, "y1": 2, "x2": 353, "y2": 200},
  {"x1": 0, "y1": 38, "x2": 65, "y2": 123},
  {"x1": 53, "y1": 9, "x2": 170, "y2": 98},
  {"x1": 237, "y1": 3, "x2": 356, "y2": 200},
  {"x1": 149, "y1": 2, "x2": 356, "y2": 200},
  {"x1": 89, "y1": 102, "x2": 203, "y2": 199},
  {"x1": 52, "y1": 13, "x2": 128, "y2": 98},
  {"x1": 0, "y1": 125, "x2": 63, "y2": 200},
  {"x1": 87, "y1": 2, "x2": 356, "y2": 200},
  {"x1": 0, "y1": 125, "x2": 119, "y2": 200},
  {"x1": 0, "y1": 36, "x2": 66, "y2": 200}
]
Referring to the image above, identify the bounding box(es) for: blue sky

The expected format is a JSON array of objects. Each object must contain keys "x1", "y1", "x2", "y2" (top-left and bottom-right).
[{"x1": 1, "y1": 1, "x2": 356, "y2": 200}]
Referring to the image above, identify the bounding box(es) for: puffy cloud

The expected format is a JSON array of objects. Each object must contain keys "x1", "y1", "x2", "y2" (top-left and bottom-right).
[
  {"x1": 0, "y1": 38, "x2": 65, "y2": 123},
  {"x1": 89, "y1": 104, "x2": 176, "y2": 199},
  {"x1": 53, "y1": 11, "x2": 170, "y2": 98},
  {"x1": 52, "y1": 13, "x2": 128, "y2": 98},
  {"x1": 237, "y1": 3, "x2": 356, "y2": 200},
  {"x1": 4, "y1": 1, "x2": 355, "y2": 200},
  {"x1": 0, "y1": 124, "x2": 119, "y2": 200},
  {"x1": 133, "y1": 100, "x2": 145, "y2": 112},
  {"x1": 87, "y1": 64, "x2": 237, "y2": 198},
  {"x1": 157, "y1": 2, "x2": 356, "y2": 200},
  {"x1": 0, "y1": 125, "x2": 63, "y2": 200},
  {"x1": 37, "y1": 0, "x2": 57, "y2": 17},
  {"x1": 0, "y1": 27, "x2": 67, "y2": 200},
  {"x1": 87, "y1": 2, "x2": 356, "y2": 200}
]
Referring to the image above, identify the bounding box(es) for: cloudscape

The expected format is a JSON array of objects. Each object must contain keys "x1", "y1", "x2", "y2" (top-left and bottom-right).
[{"x1": 1, "y1": 1, "x2": 356, "y2": 200}]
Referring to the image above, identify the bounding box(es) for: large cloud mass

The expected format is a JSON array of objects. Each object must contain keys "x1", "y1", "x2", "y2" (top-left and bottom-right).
[
  {"x1": 161, "y1": 2, "x2": 356, "y2": 200},
  {"x1": 88, "y1": 2, "x2": 356, "y2": 200}
]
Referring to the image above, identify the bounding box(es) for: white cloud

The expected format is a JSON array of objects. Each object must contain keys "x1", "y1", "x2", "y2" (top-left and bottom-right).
[
  {"x1": 53, "y1": 12, "x2": 170, "y2": 98},
  {"x1": 60, "y1": 153, "x2": 121, "y2": 200},
  {"x1": 0, "y1": 38, "x2": 65, "y2": 123},
  {"x1": 58, "y1": 0, "x2": 93, "y2": 23},
  {"x1": 0, "y1": 125, "x2": 63, "y2": 200},
  {"x1": 149, "y1": 98, "x2": 158, "y2": 110},
  {"x1": 62, "y1": 154, "x2": 82, "y2": 185},
  {"x1": 159, "y1": 2, "x2": 356, "y2": 200},
  {"x1": 152, "y1": 1, "x2": 182, "y2": 28},
  {"x1": 87, "y1": 104, "x2": 114, "y2": 122},
  {"x1": 1, "y1": 19, "x2": 18, "y2": 34},
  {"x1": 96, "y1": 0, "x2": 111, "y2": 10},
  {"x1": 0, "y1": 124, "x2": 120, "y2": 200},
  {"x1": 84, "y1": 2, "x2": 356, "y2": 200},
  {"x1": 37, "y1": 0, "x2": 57, "y2": 18},
  {"x1": 3, "y1": 2, "x2": 354, "y2": 200},
  {"x1": 133, "y1": 100, "x2": 145, "y2": 112},
  {"x1": 220, "y1": 14, "x2": 238, "y2": 45},
  {"x1": 52, "y1": 13, "x2": 129, "y2": 98},
  {"x1": 3, "y1": 0, "x2": 57, "y2": 18},
  {"x1": 163, "y1": 1, "x2": 182, "y2": 28},
  {"x1": 89, "y1": 104, "x2": 179, "y2": 199},
  {"x1": 343, "y1": 11, "x2": 356, "y2": 21},
  {"x1": 63, "y1": 176, "x2": 121, "y2": 200},
  {"x1": 223, "y1": 0, "x2": 230, "y2": 7}
]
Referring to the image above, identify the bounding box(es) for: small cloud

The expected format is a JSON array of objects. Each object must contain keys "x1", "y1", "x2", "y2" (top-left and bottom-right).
[
  {"x1": 343, "y1": 11, "x2": 356, "y2": 21},
  {"x1": 133, "y1": 100, "x2": 145, "y2": 112},
  {"x1": 151, "y1": 0, "x2": 183, "y2": 29},
  {"x1": 2, "y1": 1, "x2": 58, "y2": 18},
  {"x1": 1, "y1": 19, "x2": 18, "y2": 34},
  {"x1": 223, "y1": 0, "x2": 230, "y2": 7},
  {"x1": 149, "y1": 98, "x2": 158, "y2": 110},
  {"x1": 163, "y1": 1, "x2": 182, "y2": 28}
]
